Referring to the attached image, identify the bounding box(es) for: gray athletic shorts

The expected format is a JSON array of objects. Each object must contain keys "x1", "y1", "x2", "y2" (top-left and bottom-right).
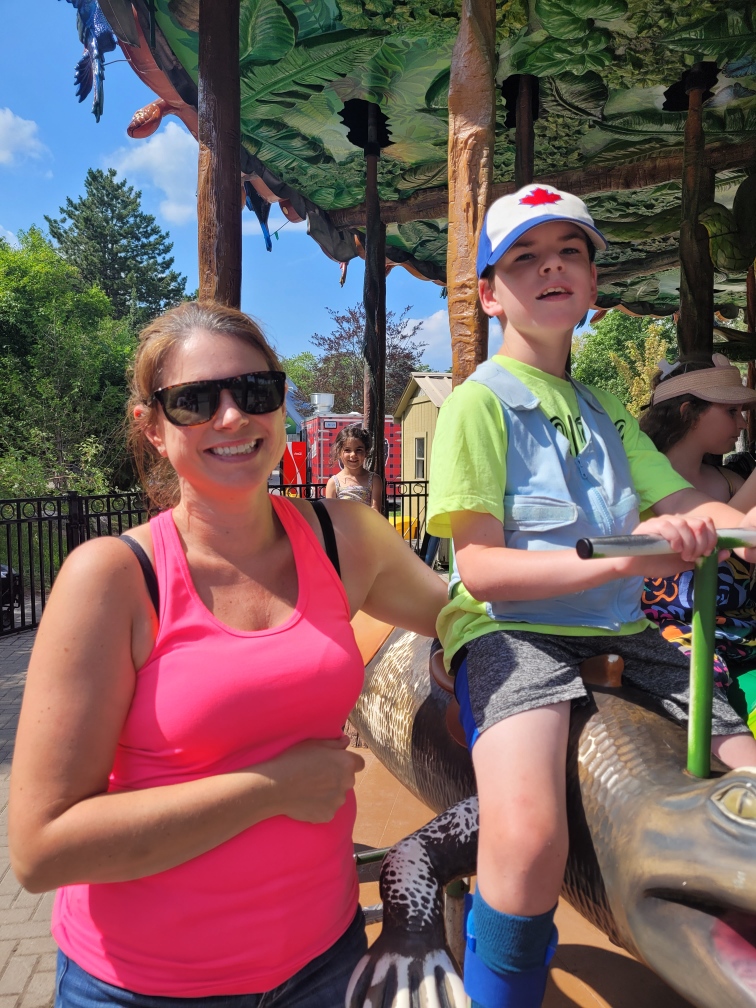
[{"x1": 461, "y1": 626, "x2": 749, "y2": 738}]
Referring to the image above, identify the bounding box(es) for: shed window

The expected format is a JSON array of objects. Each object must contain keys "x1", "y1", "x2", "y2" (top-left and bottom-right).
[{"x1": 414, "y1": 437, "x2": 426, "y2": 479}]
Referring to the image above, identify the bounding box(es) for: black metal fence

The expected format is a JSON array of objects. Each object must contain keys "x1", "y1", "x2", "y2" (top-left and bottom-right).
[{"x1": 0, "y1": 481, "x2": 429, "y2": 637}]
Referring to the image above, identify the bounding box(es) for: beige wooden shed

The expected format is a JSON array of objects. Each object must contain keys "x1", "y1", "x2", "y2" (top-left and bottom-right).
[{"x1": 394, "y1": 373, "x2": 452, "y2": 484}]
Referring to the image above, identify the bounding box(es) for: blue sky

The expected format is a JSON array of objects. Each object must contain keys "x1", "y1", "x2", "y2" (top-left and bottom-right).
[{"x1": 0, "y1": 0, "x2": 460, "y2": 369}]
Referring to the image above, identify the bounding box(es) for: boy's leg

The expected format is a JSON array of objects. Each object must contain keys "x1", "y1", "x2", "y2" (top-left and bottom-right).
[
  {"x1": 465, "y1": 703, "x2": 570, "y2": 1008},
  {"x1": 616, "y1": 628, "x2": 756, "y2": 768},
  {"x1": 473, "y1": 702, "x2": 571, "y2": 915},
  {"x1": 459, "y1": 630, "x2": 589, "y2": 1007}
]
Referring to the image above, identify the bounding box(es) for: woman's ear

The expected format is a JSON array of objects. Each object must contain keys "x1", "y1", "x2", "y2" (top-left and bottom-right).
[{"x1": 135, "y1": 405, "x2": 168, "y2": 457}]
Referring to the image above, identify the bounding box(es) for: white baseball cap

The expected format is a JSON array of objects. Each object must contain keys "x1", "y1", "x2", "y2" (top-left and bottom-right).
[{"x1": 476, "y1": 184, "x2": 607, "y2": 278}]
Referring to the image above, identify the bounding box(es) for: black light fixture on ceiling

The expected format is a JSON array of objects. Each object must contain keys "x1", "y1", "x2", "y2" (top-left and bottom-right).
[
  {"x1": 339, "y1": 98, "x2": 392, "y2": 154},
  {"x1": 662, "y1": 62, "x2": 719, "y2": 111}
]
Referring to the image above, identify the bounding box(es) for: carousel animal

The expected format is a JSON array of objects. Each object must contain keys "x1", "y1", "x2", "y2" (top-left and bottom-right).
[{"x1": 347, "y1": 626, "x2": 756, "y2": 1008}]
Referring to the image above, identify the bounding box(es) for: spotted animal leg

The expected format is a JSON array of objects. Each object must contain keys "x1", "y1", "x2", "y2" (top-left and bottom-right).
[{"x1": 348, "y1": 797, "x2": 479, "y2": 1008}]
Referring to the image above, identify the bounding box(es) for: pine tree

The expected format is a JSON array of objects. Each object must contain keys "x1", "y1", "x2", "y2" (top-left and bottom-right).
[{"x1": 46, "y1": 168, "x2": 187, "y2": 324}]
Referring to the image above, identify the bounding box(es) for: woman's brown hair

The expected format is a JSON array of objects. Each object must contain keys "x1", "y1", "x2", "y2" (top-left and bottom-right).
[
  {"x1": 639, "y1": 361, "x2": 715, "y2": 454},
  {"x1": 127, "y1": 301, "x2": 282, "y2": 511}
]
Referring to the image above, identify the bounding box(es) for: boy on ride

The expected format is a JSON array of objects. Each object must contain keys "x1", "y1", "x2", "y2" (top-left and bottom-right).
[{"x1": 427, "y1": 184, "x2": 756, "y2": 1008}]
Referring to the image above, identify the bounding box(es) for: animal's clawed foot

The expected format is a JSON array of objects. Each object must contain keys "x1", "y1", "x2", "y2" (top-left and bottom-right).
[{"x1": 347, "y1": 939, "x2": 466, "y2": 1008}]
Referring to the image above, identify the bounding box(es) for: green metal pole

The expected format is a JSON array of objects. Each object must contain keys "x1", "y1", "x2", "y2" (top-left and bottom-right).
[{"x1": 688, "y1": 551, "x2": 718, "y2": 778}]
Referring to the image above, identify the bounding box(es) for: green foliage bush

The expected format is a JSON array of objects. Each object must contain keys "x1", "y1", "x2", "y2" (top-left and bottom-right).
[{"x1": 0, "y1": 231, "x2": 137, "y2": 498}]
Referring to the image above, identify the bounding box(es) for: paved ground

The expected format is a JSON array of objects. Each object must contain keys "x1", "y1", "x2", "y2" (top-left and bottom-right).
[{"x1": 0, "y1": 632, "x2": 56, "y2": 1008}]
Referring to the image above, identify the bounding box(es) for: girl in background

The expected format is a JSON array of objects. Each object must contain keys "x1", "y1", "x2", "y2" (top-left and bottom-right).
[
  {"x1": 640, "y1": 355, "x2": 756, "y2": 734},
  {"x1": 326, "y1": 425, "x2": 383, "y2": 512}
]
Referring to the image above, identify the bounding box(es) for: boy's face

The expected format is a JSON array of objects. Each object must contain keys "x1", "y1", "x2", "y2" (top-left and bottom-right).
[{"x1": 478, "y1": 220, "x2": 598, "y2": 337}]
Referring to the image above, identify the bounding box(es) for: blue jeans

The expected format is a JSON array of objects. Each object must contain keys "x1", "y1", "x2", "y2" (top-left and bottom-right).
[{"x1": 55, "y1": 908, "x2": 366, "y2": 1008}]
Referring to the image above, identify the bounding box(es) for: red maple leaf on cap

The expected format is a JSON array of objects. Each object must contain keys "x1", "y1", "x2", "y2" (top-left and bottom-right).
[{"x1": 520, "y1": 187, "x2": 562, "y2": 207}]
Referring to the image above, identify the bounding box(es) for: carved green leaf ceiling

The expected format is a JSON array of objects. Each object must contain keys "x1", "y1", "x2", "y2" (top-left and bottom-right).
[{"x1": 154, "y1": 0, "x2": 755, "y2": 313}]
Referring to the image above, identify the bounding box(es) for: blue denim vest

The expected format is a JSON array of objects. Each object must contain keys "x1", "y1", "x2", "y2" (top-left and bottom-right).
[{"x1": 449, "y1": 360, "x2": 644, "y2": 630}]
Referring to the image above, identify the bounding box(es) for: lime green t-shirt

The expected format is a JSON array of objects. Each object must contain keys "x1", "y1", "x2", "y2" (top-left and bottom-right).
[{"x1": 427, "y1": 356, "x2": 691, "y2": 664}]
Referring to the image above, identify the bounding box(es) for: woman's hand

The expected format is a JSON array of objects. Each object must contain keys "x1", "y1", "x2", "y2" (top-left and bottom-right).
[{"x1": 259, "y1": 735, "x2": 365, "y2": 823}]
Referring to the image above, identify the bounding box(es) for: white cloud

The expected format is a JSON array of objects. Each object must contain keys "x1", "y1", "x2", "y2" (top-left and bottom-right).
[
  {"x1": 0, "y1": 225, "x2": 17, "y2": 246},
  {"x1": 0, "y1": 108, "x2": 47, "y2": 166},
  {"x1": 408, "y1": 309, "x2": 501, "y2": 370},
  {"x1": 107, "y1": 121, "x2": 198, "y2": 225},
  {"x1": 408, "y1": 308, "x2": 451, "y2": 370}
]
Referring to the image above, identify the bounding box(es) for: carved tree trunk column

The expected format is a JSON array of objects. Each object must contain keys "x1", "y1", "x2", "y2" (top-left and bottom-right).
[
  {"x1": 677, "y1": 67, "x2": 715, "y2": 362},
  {"x1": 447, "y1": 0, "x2": 497, "y2": 386},
  {"x1": 198, "y1": 0, "x2": 241, "y2": 307},
  {"x1": 362, "y1": 102, "x2": 387, "y2": 496}
]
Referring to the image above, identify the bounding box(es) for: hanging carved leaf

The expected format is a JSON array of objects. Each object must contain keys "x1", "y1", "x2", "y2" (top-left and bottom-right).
[
  {"x1": 240, "y1": 36, "x2": 383, "y2": 118},
  {"x1": 243, "y1": 119, "x2": 329, "y2": 176},
  {"x1": 278, "y1": 0, "x2": 342, "y2": 40},
  {"x1": 594, "y1": 205, "x2": 681, "y2": 241},
  {"x1": 512, "y1": 31, "x2": 613, "y2": 76},
  {"x1": 540, "y1": 72, "x2": 608, "y2": 118},
  {"x1": 394, "y1": 161, "x2": 447, "y2": 193},
  {"x1": 661, "y1": 9, "x2": 755, "y2": 61},
  {"x1": 534, "y1": 0, "x2": 586, "y2": 40},
  {"x1": 240, "y1": 0, "x2": 295, "y2": 67},
  {"x1": 567, "y1": 0, "x2": 627, "y2": 19}
]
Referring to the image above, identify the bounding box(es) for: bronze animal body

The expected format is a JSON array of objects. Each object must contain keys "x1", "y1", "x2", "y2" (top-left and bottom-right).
[{"x1": 348, "y1": 628, "x2": 756, "y2": 1008}]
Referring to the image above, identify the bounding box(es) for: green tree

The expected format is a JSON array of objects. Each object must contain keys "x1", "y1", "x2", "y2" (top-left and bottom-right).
[
  {"x1": 571, "y1": 311, "x2": 676, "y2": 404},
  {"x1": 284, "y1": 304, "x2": 429, "y2": 415},
  {"x1": 0, "y1": 231, "x2": 136, "y2": 496},
  {"x1": 46, "y1": 168, "x2": 187, "y2": 324},
  {"x1": 280, "y1": 351, "x2": 318, "y2": 414}
]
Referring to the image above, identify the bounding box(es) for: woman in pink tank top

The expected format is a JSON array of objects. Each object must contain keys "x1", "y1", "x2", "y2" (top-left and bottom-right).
[{"x1": 9, "y1": 303, "x2": 445, "y2": 1008}]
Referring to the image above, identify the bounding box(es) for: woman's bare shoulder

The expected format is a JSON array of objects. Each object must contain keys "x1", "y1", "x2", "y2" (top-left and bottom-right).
[{"x1": 52, "y1": 533, "x2": 153, "y2": 608}]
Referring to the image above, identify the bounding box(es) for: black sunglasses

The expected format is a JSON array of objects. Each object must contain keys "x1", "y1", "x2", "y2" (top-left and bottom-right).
[{"x1": 151, "y1": 371, "x2": 286, "y2": 427}]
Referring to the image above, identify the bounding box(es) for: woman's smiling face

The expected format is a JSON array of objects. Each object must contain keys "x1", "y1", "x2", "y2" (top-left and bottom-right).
[{"x1": 145, "y1": 328, "x2": 286, "y2": 498}]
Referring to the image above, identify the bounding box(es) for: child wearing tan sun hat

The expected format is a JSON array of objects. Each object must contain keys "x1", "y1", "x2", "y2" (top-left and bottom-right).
[
  {"x1": 641, "y1": 353, "x2": 756, "y2": 746},
  {"x1": 650, "y1": 353, "x2": 756, "y2": 407}
]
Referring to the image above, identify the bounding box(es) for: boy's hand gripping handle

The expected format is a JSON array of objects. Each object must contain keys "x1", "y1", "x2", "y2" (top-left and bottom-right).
[
  {"x1": 575, "y1": 529, "x2": 756, "y2": 560},
  {"x1": 575, "y1": 528, "x2": 756, "y2": 779}
]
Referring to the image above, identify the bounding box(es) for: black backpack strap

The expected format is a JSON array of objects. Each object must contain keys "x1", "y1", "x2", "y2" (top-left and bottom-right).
[
  {"x1": 120, "y1": 534, "x2": 160, "y2": 617},
  {"x1": 311, "y1": 498, "x2": 341, "y2": 579}
]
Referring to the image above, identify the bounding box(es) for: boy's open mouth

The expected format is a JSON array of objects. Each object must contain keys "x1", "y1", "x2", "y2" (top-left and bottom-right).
[{"x1": 537, "y1": 286, "x2": 572, "y2": 300}]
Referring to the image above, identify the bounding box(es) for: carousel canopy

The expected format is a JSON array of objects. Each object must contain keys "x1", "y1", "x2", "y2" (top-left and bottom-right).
[{"x1": 88, "y1": 0, "x2": 755, "y2": 318}]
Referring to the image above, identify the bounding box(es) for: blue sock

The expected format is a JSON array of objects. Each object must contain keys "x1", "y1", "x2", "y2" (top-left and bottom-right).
[{"x1": 473, "y1": 890, "x2": 557, "y2": 974}]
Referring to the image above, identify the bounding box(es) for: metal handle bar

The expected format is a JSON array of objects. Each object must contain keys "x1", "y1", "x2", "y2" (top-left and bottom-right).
[
  {"x1": 574, "y1": 530, "x2": 756, "y2": 778},
  {"x1": 576, "y1": 529, "x2": 756, "y2": 560}
]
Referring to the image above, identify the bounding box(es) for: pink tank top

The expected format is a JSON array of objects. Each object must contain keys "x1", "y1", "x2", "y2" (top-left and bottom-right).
[{"x1": 52, "y1": 496, "x2": 364, "y2": 996}]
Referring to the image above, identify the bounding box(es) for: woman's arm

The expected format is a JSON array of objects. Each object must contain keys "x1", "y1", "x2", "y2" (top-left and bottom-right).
[
  {"x1": 370, "y1": 472, "x2": 383, "y2": 513},
  {"x1": 726, "y1": 467, "x2": 756, "y2": 513},
  {"x1": 10, "y1": 539, "x2": 362, "y2": 892},
  {"x1": 322, "y1": 501, "x2": 446, "y2": 637}
]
